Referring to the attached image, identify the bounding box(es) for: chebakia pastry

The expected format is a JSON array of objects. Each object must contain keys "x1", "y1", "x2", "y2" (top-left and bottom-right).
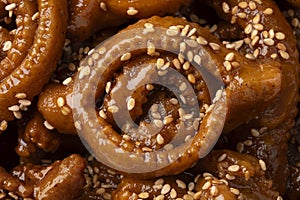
[{"x1": 0, "y1": 0, "x2": 299, "y2": 199}]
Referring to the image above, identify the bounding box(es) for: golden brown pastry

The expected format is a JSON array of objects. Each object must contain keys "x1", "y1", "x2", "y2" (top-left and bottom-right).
[{"x1": 0, "y1": 0, "x2": 68, "y2": 126}]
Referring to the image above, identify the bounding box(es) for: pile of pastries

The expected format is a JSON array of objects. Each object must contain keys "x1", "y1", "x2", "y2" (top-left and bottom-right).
[{"x1": 0, "y1": 0, "x2": 299, "y2": 199}]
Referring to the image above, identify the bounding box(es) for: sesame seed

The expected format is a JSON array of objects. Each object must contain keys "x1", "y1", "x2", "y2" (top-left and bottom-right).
[
  {"x1": 292, "y1": 18, "x2": 299, "y2": 27},
  {"x1": 209, "y1": 43, "x2": 221, "y2": 51},
  {"x1": 225, "y1": 174, "x2": 236, "y2": 180},
  {"x1": 161, "y1": 184, "x2": 171, "y2": 195},
  {"x1": 127, "y1": 7, "x2": 138, "y2": 16},
  {"x1": 74, "y1": 121, "x2": 81, "y2": 130},
  {"x1": 196, "y1": 36, "x2": 208, "y2": 45},
  {"x1": 245, "y1": 53, "x2": 256, "y2": 60},
  {"x1": 244, "y1": 24, "x2": 253, "y2": 35},
  {"x1": 3, "y1": 41, "x2": 12, "y2": 51},
  {"x1": 279, "y1": 50, "x2": 290, "y2": 60},
  {"x1": 228, "y1": 165, "x2": 240, "y2": 172},
  {"x1": 237, "y1": 12, "x2": 247, "y2": 19},
  {"x1": 155, "y1": 178, "x2": 164, "y2": 186},
  {"x1": 238, "y1": 1, "x2": 248, "y2": 9},
  {"x1": 62, "y1": 77, "x2": 72, "y2": 85},
  {"x1": 275, "y1": 32, "x2": 285, "y2": 40},
  {"x1": 217, "y1": 153, "x2": 227, "y2": 162},
  {"x1": 56, "y1": 97, "x2": 64, "y2": 107},
  {"x1": 249, "y1": 1, "x2": 257, "y2": 10},
  {"x1": 44, "y1": 121, "x2": 54, "y2": 130},
  {"x1": 61, "y1": 106, "x2": 71, "y2": 115},
  {"x1": 183, "y1": 61, "x2": 190, "y2": 71},
  {"x1": 13, "y1": 111, "x2": 22, "y2": 119},
  {"x1": 230, "y1": 187, "x2": 240, "y2": 195},
  {"x1": 222, "y1": 2, "x2": 230, "y2": 13},
  {"x1": 170, "y1": 188, "x2": 177, "y2": 198},
  {"x1": 181, "y1": 25, "x2": 190, "y2": 37},
  {"x1": 154, "y1": 195, "x2": 164, "y2": 200},
  {"x1": 194, "y1": 191, "x2": 202, "y2": 199},
  {"x1": 185, "y1": 40, "x2": 197, "y2": 49},
  {"x1": 187, "y1": 51, "x2": 193, "y2": 62},
  {"x1": 108, "y1": 105, "x2": 119, "y2": 113},
  {"x1": 277, "y1": 43, "x2": 287, "y2": 51},
  {"x1": 277, "y1": 196, "x2": 283, "y2": 200},
  {"x1": 252, "y1": 14, "x2": 260, "y2": 24},
  {"x1": 172, "y1": 58, "x2": 181, "y2": 70},
  {"x1": 210, "y1": 24, "x2": 218, "y2": 33},
  {"x1": 202, "y1": 181, "x2": 211, "y2": 190},
  {"x1": 231, "y1": 6, "x2": 238, "y2": 15},
  {"x1": 263, "y1": 8, "x2": 273, "y2": 15},
  {"x1": 18, "y1": 99, "x2": 31, "y2": 107},
  {"x1": 187, "y1": 27, "x2": 197, "y2": 37},
  {"x1": 194, "y1": 55, "x2": 201, "y2": 65},
  {"x1": 100, "y1": 2, "x2": 107, "y2": 12},
  {"x1": 138, "y1": 192, "x2": 149, "y2": 199},
  {"x1": 103, "y1": 193, "x2": 111, "y2": 200},
  {"x1": 146, "y1": 84, "x2": 154, "y2": 91},
  {"x1": 244, "y1": 139, "x2": 253, "y2": 146},
  {"x1": 105, "y1": 82, "x2": 111, "y2": 93},
  {"x1": 188, "y1": 182, "x2": 195, "y2": 191},
  {"x1": 179, "y1": 82, "x2": 187, "y2": 91},
  {"x1": 254, "y1": 0, "x2": 262, "y2": 4},
  {"x1": 210, "y1": 185, "x2": 219, "y2": 196},
  {"x1": 178, "y1": 53, "x2": 185, "y2": 64},
  {"x1": 263, "y1": 38, "x2": 275, "y2": 46},
  {"x1": 251, "y1": 29, "x2": 258, "y2": 39},
  {"x1": 158, "y1": 70, "x2": 168, "y2": 76},
  {"x1": 251, "y1": 36, "x2": 259, "y2": 46},
  {"x1": 166, "y1": 26, "x2": 179, "y2": 36},
  {"x1": 268, "y1": 29, "x2": 274, "y2": 39},
  {"x1": 251, "y1": 129, "x2": 260, "y2": 137},
  {"x1": 156, "y1": 134, "x2": 164, "y2": 145},
  {"x1": 127, "y1": 98, "x2": 135, "y2": 111},
  {"x1": 31, "y1": 12, "x2": 40, "y2": 21},
  {"x1": 187, "y1": 74, "x2": 196, "y2": 84},
  {"x1": 176, "y1": 179, "x2": 186, "y2": 189},
  {"x1": 259, "y1": 159, "x2": 267, "y2": 171},
  {"x1": 231, "y1": 15, "x2": 237, "y2": 24},
  {"x1": 15, "y1": 93, "x2": 27, "y2": 99},
  {"x1": 5, "y1": 3, "x2": 17, "y2": 11},
  {"x1": 120, "y1": 52, "x2": 131, "y2": 61},
  {"x1": 253, "y1": 24, "x2": 264, "y2": 31},
  {"x1": 0, "y1": 120, "x2": 8, "y2": 131},
  {"x1": 223, "y1": 61, "x2": 232, "y2": 71},
  {"x1": 99, "y1": 110, "x2": 107, "y2": 119},
  {"x1": 237, "y1": 142, "x2": 244, "y2": 152},
  {"x1": 270, "y1": 53, "x2": 277, "y2": 59},
  {"x1": 8, "y1": 105, "x2": 19, "y2": 112},
  {"x1": 161, "y1": 62, "x2": 170, "y2": 71},
  {"x1": 225, "y1": 52, "x2": 234, "y2": 61},
  {"x1": 8, "y1": 192, "x2": 18, "y2": 199}
]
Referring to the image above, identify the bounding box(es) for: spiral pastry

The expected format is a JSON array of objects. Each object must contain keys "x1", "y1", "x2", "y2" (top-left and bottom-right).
[
  {"x1": 0, "y1": 0, "x2": 68, "y2": 126},
  {"x1": 38, "y1": 0, "x2": 299, "y2": 179},
  {"x1": 67, "y1": 0, "x2": 191, "y2": 41}
]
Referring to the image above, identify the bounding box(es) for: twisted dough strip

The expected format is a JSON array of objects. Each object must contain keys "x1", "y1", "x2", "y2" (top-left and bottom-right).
[
  {"x1": 0, "y1": 154, "x2": 86, "y2": 199},
  {"x1": 0, "y1": 0, "x2": 68, "y2": 123},
  {"x1": 67, "y1": 0, "x2": 191, "y2": 41},
  {"x1": 112, "y1": 150, "x2": 280, "y2": 199},
  {"x1": 39, "y1": 0, "x2": 298, "y2": 178}
]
